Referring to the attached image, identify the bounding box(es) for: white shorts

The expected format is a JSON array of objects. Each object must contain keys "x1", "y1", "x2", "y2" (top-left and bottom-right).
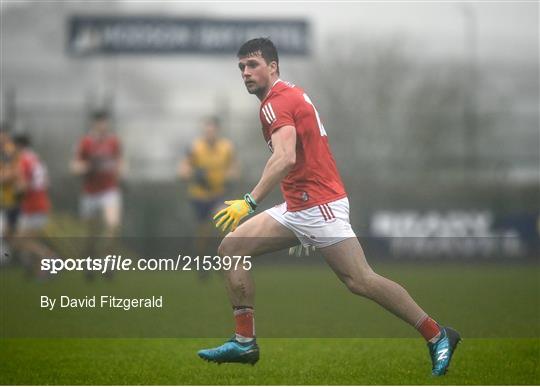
[
  {"x1": 80, "y1": 189, "x2": 122, "y2": 219},
  {"x1": 265, "y1": 197, "x2": 357, "y2": 249},
  {"x1": 19, "y1": 213, "x2": 48, "y2": 232}
]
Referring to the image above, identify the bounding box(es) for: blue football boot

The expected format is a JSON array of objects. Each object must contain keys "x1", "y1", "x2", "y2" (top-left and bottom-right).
[
  {"x1": 428, "y1": 327, "x2": 461, "y2": 376},
  {"x1": 198, "y1": 337, "x2": 259, "y2": 365}
]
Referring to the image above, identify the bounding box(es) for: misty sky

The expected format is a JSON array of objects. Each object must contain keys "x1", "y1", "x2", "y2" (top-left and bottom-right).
[
  {"x1": 114, "y1": 1, "x2": 539, "y2": 62},
  {"x1": 4, "y1": 1, "x2": 535, "y2": 60},
  {"x1": 1, "y1": 1, "x2": 537, "y2": 182}
]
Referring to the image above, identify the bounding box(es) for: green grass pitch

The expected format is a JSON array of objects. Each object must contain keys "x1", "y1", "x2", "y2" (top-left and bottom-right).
[
  {"x1": 1, "y1": 262, "x2": 539, "y2": 384},
  {"x1": 1, "y1": 338, "x2": 538, "y2": 385}
]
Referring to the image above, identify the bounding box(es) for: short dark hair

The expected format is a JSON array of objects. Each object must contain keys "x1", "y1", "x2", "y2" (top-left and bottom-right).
[
  {"x1": 237, "y1": 37, "x2": 279, "y2": 75},
  {"x1": 91, "y1": 110, "x2": 110, "y2": 121},
  {"x1": 13, "y1": 133, "x2": 31, "y2": 148}
]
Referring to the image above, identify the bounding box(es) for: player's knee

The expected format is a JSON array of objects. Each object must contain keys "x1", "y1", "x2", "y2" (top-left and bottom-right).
[
  {"x1": 217, "y1": 239, "x2": 229, "y2": 257},
  {"x1": 343, "y1": 272, "x2": 376, "y2": 298},
  {"x1": 217, "y1": 236, "x2": 243, "y2": 257}
]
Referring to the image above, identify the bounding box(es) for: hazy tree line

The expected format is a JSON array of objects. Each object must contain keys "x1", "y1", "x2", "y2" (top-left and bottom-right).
[{"x1": 2, "y1": 3, "x2": 537, "y2": 236}]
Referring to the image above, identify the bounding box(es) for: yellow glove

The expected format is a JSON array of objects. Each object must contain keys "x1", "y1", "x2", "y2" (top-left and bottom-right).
[{"x1": 213, "y1": 194, "x2": 257, "y2": 233}]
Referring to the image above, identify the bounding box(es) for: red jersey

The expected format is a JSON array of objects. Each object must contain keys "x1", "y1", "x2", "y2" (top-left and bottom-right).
[
  {"x1": 76, "y1": 133, "x2": 121, "y2": 194},
  {"x1": 260, "y1": 80, "x2": 347, "y2": 211},
  {"x1": 18, "y1": 150, "x2": 50, "y2": 214}
]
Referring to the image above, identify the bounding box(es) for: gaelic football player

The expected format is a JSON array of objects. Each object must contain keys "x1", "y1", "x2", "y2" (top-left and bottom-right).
[
  {"x1": 12, "y1": 134, "x2": 55, "y2": 277},
  {"x1": 178, "y1": 116, "x2": 239, "y2": 236},
  {"x1": 198, "y1": 38, "x2": 460, "y2": 376},
  {"x1": 178, "y1": 116, "x2": 240, "y2": 279},
  {"x1": 71, "y1": 110, "x2": 123, "y2": 237},
  {"x1": 71, "y1": 111, "x2": 123, "y2": 279},
  {"x1": 0, "y1": 124, "x2": 21, "y2": 243}
]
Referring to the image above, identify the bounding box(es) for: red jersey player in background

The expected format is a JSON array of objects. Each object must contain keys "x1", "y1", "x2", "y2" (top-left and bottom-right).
[
  {"x1": 197, "y1": 38, "x2": 461, "y2": 376},
  {"x1": 11, "y1": 133, "x2": 56, "y2": 277},
  {"x1": 71, "y1": 110, "x2": 123, "y2": 236},
  {"x1": 71, "y1": 111, "x2": 124, "y2": 278}
]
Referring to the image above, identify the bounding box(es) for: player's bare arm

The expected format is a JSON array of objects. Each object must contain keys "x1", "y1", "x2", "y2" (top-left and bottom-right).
[
  {"x1": 250, "y1": 125, "x2": 296, "y2": 203},
  {"x1": 0, "y1": 164, "x2": 16, "y2": 183},
  {"x1": 178, "y1": 155, "x2": 194, "y2": 181},
  {"x1": 70, "y1": 140, "x2": 89, "y2": 175},
  {"x1": 213, "y1": 125, "x2": 296, "y2": 233},
  {"x1": 115, "y1": 156, "x2": 126, "y2": 178},
  {"x1": 70, "y1": 157, "x2": 89, "y2": 175}
]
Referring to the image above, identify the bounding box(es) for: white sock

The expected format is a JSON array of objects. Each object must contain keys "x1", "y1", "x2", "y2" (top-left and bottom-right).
[{"x1": 235, "y1": 334, "x2": 254, "y2": 343}]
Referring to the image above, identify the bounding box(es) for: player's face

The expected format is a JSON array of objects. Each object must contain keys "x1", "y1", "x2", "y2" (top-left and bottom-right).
[
  {"x1": 238, "y1": 53, "x2": 274, "y2": 96},
  {"x1": 203, "y1": 122, "x2": 218, "y2": 142},
  {"x1": 92, "y1": 118, "x2": 109, "y2": 133}
]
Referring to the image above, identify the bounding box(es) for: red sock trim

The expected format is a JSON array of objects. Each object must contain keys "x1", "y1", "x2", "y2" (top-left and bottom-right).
[
  {"x1": 234, "y1": 308, "x2": 254, "y2": 338},
  {"x1": 417, "y1": 316, "x2": 441, "y2": 342}
]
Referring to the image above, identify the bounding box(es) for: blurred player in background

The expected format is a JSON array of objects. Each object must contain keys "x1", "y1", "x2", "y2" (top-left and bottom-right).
[
  {"x1": 198, "y1": 38, "x2": 461, "y2": 376},
  {"x1": 178, "y1": 116, "x2": 240, "y2": 261},
  {"x1": 70, "y1": 110, "x2": 124, "y2": 278},
  {"x1": 11, "y1": 133, "x2": 55, "y2": 277},
  {"x1": 0, "y1": 123, "x2": 21, "y2": 261}
]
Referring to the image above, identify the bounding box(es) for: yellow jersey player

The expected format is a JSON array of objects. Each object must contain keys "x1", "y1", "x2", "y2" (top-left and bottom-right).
[
  {"x1": 0, "y1": 123, "x2": 20, "y2": 264},
  {"x1": 178, "y1": 116, "x2": 240, "y2": 235},
  {"x1": 0, "y1": 124, "x2": 20, "y2": 242}
]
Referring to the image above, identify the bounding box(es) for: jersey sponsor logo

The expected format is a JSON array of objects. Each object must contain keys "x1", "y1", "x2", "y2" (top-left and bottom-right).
[{"x1": 261, "y1": 103, "x2": 276, "y2": 125}]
